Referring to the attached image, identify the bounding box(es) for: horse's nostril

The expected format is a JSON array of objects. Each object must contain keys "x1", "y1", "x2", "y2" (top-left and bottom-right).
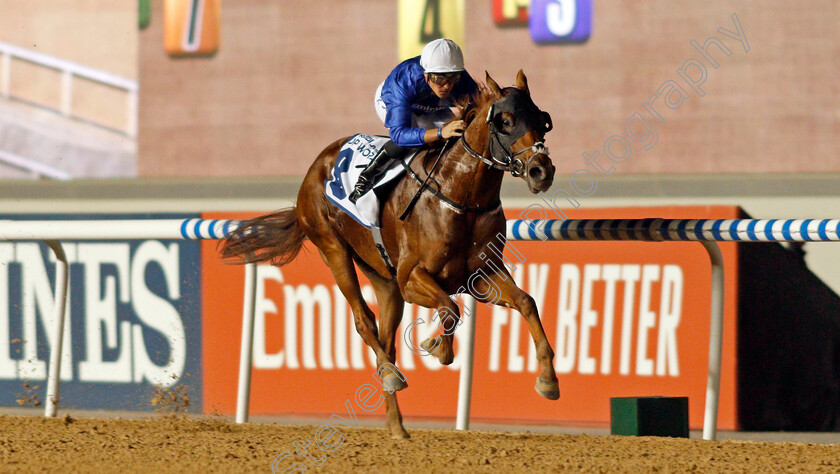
[{"x1": 529, "y1": 166, "x2": 546, "y2": 181}]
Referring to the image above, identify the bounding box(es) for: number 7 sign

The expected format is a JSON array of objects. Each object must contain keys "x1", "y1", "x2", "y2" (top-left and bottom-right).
[{"x1": 529, "y1": 0, "x2": 592, "y2": 44}]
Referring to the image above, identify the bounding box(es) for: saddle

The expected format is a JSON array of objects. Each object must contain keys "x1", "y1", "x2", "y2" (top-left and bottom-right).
[{"x1": 324, "y1": 134, "x2": 417, "y2": 229}]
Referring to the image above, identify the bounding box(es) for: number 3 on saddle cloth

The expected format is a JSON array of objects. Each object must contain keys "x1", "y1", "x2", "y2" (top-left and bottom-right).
[{"x1": 324, "y1": 133, "x2": 416, "y2": 229}]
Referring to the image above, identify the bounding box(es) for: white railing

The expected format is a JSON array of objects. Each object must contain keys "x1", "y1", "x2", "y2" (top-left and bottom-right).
[
  {"x1": 0, "y1": 219, "x2": 244, "y2": 420},
  {"x1": 0, "y1": 41, "x2": 138, "y2": 137},
  {"x1": 0, "y1": 148, "x2": 72, "y2": 180},
  {"x1": 3, "y1": 217, "x2": 839, "y2": 442}
]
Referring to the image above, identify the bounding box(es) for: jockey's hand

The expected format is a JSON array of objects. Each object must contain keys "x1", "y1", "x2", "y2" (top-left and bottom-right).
[{"x1": 441, "y1": 120, "x2": 467, "y2": 139}]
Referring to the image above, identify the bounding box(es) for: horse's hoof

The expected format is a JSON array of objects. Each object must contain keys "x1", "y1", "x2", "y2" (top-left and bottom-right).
[
  {"x1": 420, "y1": 336, "x2": 454, "y2": 365},
  {"x1": 390, "y1": 428, "x2": 410, "y2": 440},
  {"x1": 420, "y1": 336, "x2": 440, "y2": 354},
  {"x1": 381, "y1": 371, "x2": 408, "y2": 393},
  {"x1": 535, "y1": 377, "x2": 560, "y2": 400}
]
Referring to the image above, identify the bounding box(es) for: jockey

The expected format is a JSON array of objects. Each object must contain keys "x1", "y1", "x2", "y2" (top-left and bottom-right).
[{"x1": 348, "y1": 38, "x2": 480, "y2": 203}]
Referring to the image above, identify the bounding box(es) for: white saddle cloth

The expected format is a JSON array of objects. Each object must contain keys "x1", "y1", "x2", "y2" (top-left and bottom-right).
[{"x1": 324, "y1": 134, "x2": 413, "y2": 229}]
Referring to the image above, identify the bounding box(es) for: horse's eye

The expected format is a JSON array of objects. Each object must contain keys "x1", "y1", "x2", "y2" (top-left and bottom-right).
[{"x1": 493, "y1": 114, "x2": 511, "y2": 131}]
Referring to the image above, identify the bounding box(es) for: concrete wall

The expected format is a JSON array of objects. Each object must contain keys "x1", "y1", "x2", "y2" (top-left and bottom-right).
[
  {"x1": 0, "y1": 99, "x2": 136, "y2": 178},
  {"x1": 138, "y1": 0, "x2": 396, "y2": 177},
  {"x1": 0, "y1": 0, "x2": 137, "y2": 131},
  {"x1": 0, "y1": 0, "x2": 136, "y2": 78},
  {"x1": 138, "y1": 0, "x2": 839, "y2": 177}
]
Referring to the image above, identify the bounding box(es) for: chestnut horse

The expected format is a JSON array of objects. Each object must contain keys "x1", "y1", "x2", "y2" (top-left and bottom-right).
[{"x1": 221, "y1": 71, "x2": 558, "y2": 439}]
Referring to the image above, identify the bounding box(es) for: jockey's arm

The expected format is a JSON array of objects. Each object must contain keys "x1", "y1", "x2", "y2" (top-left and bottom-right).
[
  {"x1": 422, "y1": 120, "x2": 466, "y2": 143},
  {"x1": 384, "y1": 102, "x2": 425, "y2": 147},
  {"x1": 386, "y1": 103, "x2": 466, "y2": 146}
]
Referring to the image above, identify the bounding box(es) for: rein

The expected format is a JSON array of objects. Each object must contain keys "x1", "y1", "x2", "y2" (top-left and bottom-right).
[
  {"x1": 398, "y1": 96, "x2": 548, "y2": 220},
  {"x1": 398, "y1": 140, "x2": 502, "y2": 220}
]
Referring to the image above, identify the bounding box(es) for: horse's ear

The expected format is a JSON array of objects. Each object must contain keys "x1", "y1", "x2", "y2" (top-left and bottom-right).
[
  {"x1": 516, "y1": 69, "x2": 530, "y2": 95},
  {"x1": 485, "y1": 71, "x2": 502, "y2": 97}
]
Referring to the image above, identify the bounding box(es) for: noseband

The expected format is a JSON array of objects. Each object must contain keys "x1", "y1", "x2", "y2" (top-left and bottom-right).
[{"x1": 461, "y1": 133, "x2": 548, "y2": 177}]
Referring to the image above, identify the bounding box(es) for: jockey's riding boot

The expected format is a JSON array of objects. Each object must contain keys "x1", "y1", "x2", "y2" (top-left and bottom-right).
[{"x1": 349, "y1": 142, "x2": 400, "y2": 203}]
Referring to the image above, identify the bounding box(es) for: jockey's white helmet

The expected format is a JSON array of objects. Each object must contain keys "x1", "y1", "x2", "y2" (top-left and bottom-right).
[{"x1": 419, "y1": 38, "x2": 465, "y2": 73}]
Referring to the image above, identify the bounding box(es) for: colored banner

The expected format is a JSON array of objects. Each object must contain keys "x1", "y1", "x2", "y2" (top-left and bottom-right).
[
  {"x1": 493, "y1": 0, "x2": 530, "y2": 27},
  {"x1": 398, "y1": 0, "x2": 465, "y2": 61},
  {"x1": 0, "y1": 214, "x2": 202, "y2": 412},
  {"x1": 529, "y1": 0, "x2": 592, "y2": 44},
  {"x1": 493, "y1": 0, "x2": 531, "y2": 26},
  {"x1": 201, "y1": 206, "x2": 740, "y2": 429},
  {"x1": 139, "y1": 0, "x2": 152, "y2": 30},
  {"x1": 164, "y1": 0, "x2": 221, "y2": 56}
]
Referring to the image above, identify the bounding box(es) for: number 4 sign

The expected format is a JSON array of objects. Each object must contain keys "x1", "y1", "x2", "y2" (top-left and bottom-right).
[
  {"x1": 529, "y1": 0, "x2": 592, "y2": 44},
  {"x1": 398, "y1": 0, "x2": 465, "y2": 61}
]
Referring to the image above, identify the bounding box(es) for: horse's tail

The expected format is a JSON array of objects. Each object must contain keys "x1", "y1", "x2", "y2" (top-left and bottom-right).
[{"x1": 219, "y1": 207, "x2": 307, "y2": 266}]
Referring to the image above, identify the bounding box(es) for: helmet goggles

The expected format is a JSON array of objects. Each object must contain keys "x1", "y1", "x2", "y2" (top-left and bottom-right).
[{"x1": 428, "y1": 72, "x2": 461, "y2": 85}]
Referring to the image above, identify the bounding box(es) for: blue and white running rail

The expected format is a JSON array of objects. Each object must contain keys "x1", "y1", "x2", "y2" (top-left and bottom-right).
[
  {"x1": 508, "y1": 218, "x2": 840, "y2": 242},
  {"x1": 0, "y1": 218, "x2": 241, "y2": 241},
  {"x1": 3, "y1": 217, "x2": 838, "y2": 242}
]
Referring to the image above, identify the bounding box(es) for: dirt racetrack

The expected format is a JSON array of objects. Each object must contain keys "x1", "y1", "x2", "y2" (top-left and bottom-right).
[{"x1": 2, "y1": 414, "x2": 840, "y2": 473}]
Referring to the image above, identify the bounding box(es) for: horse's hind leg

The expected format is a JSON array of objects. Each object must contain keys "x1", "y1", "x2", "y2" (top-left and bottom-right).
[
  {"x1": 359, "y1": 265, "x2": 410, "y2": 439},
  {"x1": 296, "y1": 182, "x2": 403, "y2": 396},
  {"x1": 314, "y1": 244, "x2": 395, "y2": 377},
  {"x1": 473, "y1": 269, "x2": 560, "y2": 400}
]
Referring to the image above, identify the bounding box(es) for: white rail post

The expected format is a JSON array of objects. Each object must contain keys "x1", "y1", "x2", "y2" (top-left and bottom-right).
[
  {"x1": 235, "y1": 262, "x2": 258, "y2": 423},
  {"x1": 44, "y1": 241, "x2": 69, "y2": 417},
  {"x1": 126, "y1": 90, "x2": 138, "y2": 138},
  {"x1": 60, "y1": 71, "x2": 73, "y2": 116},
  {"x1": 456, "y1": 295, "x2": 477, "y2": 430},
  {"x1": 1, "y1": 50, "x2": 9, "y2": 97},
  {"x1": 701, "y1": 241, "x2": 724, "y2": 441}
]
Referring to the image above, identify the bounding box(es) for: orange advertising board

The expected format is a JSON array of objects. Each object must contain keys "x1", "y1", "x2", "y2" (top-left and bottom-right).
[
  {"x1": 164, "y1": 0, "x2": 220, "y2": 56},
  {"x1": 202, "y1": 206, "x2": 740, "y2": 429}
]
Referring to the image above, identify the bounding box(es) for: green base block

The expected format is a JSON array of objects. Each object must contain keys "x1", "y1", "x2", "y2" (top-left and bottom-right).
[{"x1": 610, "y1": 396, "x2": 689, "y2": 438}]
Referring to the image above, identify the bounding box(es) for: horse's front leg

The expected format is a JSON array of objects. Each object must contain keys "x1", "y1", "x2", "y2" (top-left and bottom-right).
[
  {"x1": 401, "y1": 267, "x2": 460, "y2": 366},
  {"x1": 472, "y1": 269, "x2": 560, "y2": 400}
]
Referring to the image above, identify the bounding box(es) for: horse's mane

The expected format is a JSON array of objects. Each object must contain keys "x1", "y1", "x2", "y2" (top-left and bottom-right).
[
  {"x1": 453, "y1": 83, "x2": 495, "y2": 127},
  {"x1": 418, "y1": 84, "x2": 493, "y2": 163}
]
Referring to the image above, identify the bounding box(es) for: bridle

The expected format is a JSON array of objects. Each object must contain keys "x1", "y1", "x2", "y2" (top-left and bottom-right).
[
  {"x1": 399, "y1": 88, "x2": 552, "y2": 219},
  {"x1": 461, "y1": 129, "x2": 548, "y2": 178},
  {"x1": 461, "y1": 89, "x2": 552, "y2": 178}
]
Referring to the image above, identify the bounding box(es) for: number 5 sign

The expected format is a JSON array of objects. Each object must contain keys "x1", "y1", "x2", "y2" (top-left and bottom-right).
[{"x1": 529, "y1": 0, "x2": 592, "y2": 44}]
